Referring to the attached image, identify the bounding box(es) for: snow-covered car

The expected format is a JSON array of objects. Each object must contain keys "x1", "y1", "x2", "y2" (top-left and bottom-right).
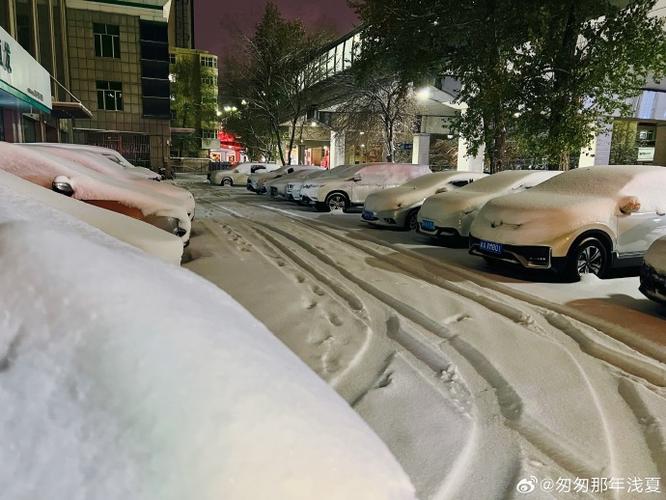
[
  {"x1": 0, "y1": 142, "x2": 192, "y2": 244},
  {"x1": 469, "y1": 165, "x2": 666, "y2": 279},
  {"x1": 362, "y1": 171, "x2": 488, "y2": 230},
  {"x1": 266, "y1": 167, "x2": 324, "y2": 198},
  {"x1": 288, "y1": 170, "x2": 332, "y2": 202},
  {"x1": 248, "y1": 165, "x2": 313, "y2": 194},
  {"x1": 0, "y1": 219, "x2": 415, "y2": 500},
  {"x1": 300, "y1": 163, "x2": 432, "y2": 213},
  {"x1": 639, "y1": 237, "x2": 666, "y2": 305},
  {"x1": 209, "y1": 162, "x2": 279, "y2": 186},
  {"x1": 21, "y1": 144, "x2": 196, "y2": 220},
  {"x1": 0, "y1": 169, "x2": 183, "y2": 264},
  {"x1": 20, "y1": 142, "x2": 161, "y2": 180},
  {"x1": 418, "y1": 170, "x2": 561, "y2": 238}
]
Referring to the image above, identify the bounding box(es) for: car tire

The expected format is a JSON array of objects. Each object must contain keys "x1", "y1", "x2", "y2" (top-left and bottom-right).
[
  {"x1": 566, "y1": 237, "x2": 609, "y2": 280},
  {"x1": 221, "y1": 178, "x2": 233, "y2": 187},
  {"x1": 405, "y1": 209, "x2": 419, "y2": 231},
  {"x1": 326, "y1": 192, "x2": 349, "y2": 212}
]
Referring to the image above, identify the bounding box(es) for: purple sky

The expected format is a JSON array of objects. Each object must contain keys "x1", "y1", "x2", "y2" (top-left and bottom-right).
[{"x1": 194, "y1": 0, "x2": 359, "y2": 61}]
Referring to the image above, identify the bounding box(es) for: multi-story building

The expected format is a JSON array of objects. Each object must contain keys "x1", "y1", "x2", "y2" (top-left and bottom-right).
[
  {"x1": 66, "y1": 0, "x2": 171, "y2": 169},
  {"x1": 169, "y1": 47, "x2": 219, "y2": 158},
  {"x1": 0, "y1": 0, "x2": 89, "y2": 144}
]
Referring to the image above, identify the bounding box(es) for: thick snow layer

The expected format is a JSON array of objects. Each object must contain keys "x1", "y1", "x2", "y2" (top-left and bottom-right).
[
  {"x1": 23, "y1": 145, "x2": 195, "y2": 215},
  {"x1": 327, "y1": 163, "x2": 431, "y2": 183},
  {"x1": 0, "y1": 223, "x2": 415, "y2": 500},
  {"x1": 364, "y1": 172, "x2": 487, "y2": 213},
  {"x1": 0, "y1": 169, "x2": 183, "y2": 264},
  {"x1": 645, "y1": 236, "x2": 666, "y2": 274},
  {"x1": 471, "y1": 165, "x2": 666, "y2": 252},
  {"x1": 0, "y1": 142, "x2": 191, "y2": 238}
]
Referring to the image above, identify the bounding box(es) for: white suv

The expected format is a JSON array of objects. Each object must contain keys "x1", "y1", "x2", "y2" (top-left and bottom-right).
[{"x1": 469, "y1": 165, "x2": 666, "y2": 279}]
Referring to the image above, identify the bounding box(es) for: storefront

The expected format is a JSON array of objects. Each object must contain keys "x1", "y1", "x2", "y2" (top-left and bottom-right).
[{"x1": 0, "y1": 26, "x2": 52, "y2": 143}]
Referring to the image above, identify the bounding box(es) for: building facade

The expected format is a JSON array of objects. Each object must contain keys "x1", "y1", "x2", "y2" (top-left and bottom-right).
[
  {"x1": 0, "y1": 0, "x2": 85, "y2": 144},
  {"x1": 66, "y1": 0, "x2": 171, "y2": 168},
  {"x1": 169, "y1": 47, "x2": 218, "y2": 158}
]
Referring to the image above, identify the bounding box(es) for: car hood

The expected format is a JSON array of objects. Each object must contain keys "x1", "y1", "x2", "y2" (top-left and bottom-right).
[
  {"x1": 645, "y1": 237, "x2": 666, "y2": 274},
  {"x1": 364, "y1": 185, "x2": 437, "y2": 212},
  {"x1": 419, "y1": 190, "x2": 493, "y2": 221},
  {"x1": 471, "y1": 192, "x2": 616, "y2": 245}
]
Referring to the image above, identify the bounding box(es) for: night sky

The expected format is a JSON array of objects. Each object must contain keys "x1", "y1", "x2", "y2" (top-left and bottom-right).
[{"x1": 194, "y1": 0, "x2": 359, "y2": 62}]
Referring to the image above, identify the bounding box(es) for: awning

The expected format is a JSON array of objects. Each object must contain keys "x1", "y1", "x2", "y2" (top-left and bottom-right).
[{"x1": 50, "y1": 101, "x2": 93, "y2": 119}]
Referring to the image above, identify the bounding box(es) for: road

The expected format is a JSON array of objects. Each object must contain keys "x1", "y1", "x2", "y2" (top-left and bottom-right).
[{"x1": 178, "y1": 174, "x2": 666, "y2": 500}]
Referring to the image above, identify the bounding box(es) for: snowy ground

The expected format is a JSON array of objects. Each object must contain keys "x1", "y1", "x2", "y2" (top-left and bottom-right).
[{"x1": 178, "y1": 174, "x2": 666, "y2": 500}]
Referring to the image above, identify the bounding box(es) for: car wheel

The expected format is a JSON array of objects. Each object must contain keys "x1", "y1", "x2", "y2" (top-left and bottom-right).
[
  {"x1": 326, "y1": 193, "x2": 349, "y2": 212},
  {"x1": 567, "y1": 237, "x2": 608, "y2": 280},
  {"x1": 221, "y1": 178, "x2": 233, "y2": 187},
  {"x1": 406, "y1": 210, "x2": 419, "y2": 231}
]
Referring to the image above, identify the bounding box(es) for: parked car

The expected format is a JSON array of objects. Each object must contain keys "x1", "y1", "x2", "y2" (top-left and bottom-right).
[
  {"x1": 288, "y1": 170, "x2": 332, "y2": 202},
  {"x1": 266, "y1": 167, "x2": 324, "y2": 198},
  {"x1": 469, "y1": 165, "x2": 666, "y2": 279},
  {"x1": 0, "y1": 169, "x2": 184, "y2": 265},
  {"x1": 248, "y1": 165, "x2": 314, "y2": 193},
  {"x1": 209, "y1": 162, "x2": 279, "y2": 186},
  {"x1": 0, "y1": 142, "x2": 192, "y2": 244},
  {"x1": 418, "y1": 170, "x2": 561, "y2": 238},
  {"x1": 300, "y1": 163, "x2": 432, "y2": 212},
  {"x1": 21, "y1": 144, "x2": 196, "y2": 221},
  {"x1": 362, "y1": 171, "x2": 488, "y2": 230},
  {"x1": 640, "y1": 236, "x2": 666, "y2": 305},
  {"x1": 20, "y1": 142, "x2": 161, "y2": 180}
]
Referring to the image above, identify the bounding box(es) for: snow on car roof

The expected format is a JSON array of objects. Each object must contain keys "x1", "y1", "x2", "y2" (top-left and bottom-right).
[
  {"x1": 401, "y1": 171, "x2": 485, "y2": 189},
  {"x1": 0, "y1": 221, "x2": 416, "y2": 499},
  {"x1": 462, "y1": 170, "x2": 560, "y2": 193},
  {"x1": 325, "y1": 162, "x2": 431, "y2": 179},
  {"x1": 532, "y1": 165, "x2": 666, "y2": 197}
]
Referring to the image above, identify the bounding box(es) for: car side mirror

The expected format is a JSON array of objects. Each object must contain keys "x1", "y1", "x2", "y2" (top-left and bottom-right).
[
  {"x1": 52, "y1": 178, "x2": 74, "y2": 197},
  {"x1": 435, "y1": 187, "x2": 449, "y2": 194},
  {"x1": 619, "y1": 196, "x2": 641, "y2": 215},
  {"x1": 353, "y1": 175, "x2": 362, "y2": 182}
]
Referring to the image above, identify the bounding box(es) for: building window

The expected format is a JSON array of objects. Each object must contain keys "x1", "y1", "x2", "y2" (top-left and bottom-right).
[
  {"x1": 201, "y1": 56, "x2": 216, "y2": 68},
  {"x1": 201, "y1": 76, "x2": 216, "y2": 85},
  {"x1": 201, "y1": 129, "x2": 217, "y2": 139},
  {"x1": 94, "y1": 23, "x2": 120, "y2": 58},
  {"x1": 97, "y1": 80, "x2": 124, "y2": 111}
]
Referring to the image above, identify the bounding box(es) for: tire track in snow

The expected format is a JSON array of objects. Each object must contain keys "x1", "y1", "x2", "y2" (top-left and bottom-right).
[
  {"x1": 256, "y1": 205, "x2": 665, "y2": 386},
  {"x1": 207, "y1": 199, "x2": 663, "y2": 495},
  {"x1": 244, "y1": 216, "x2": 612, "y2": 480}
]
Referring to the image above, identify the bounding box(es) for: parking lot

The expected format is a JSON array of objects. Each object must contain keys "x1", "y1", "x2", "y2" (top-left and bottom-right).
[{"x1": 179, "y1": 174, "x2": 666, "y2": 499}]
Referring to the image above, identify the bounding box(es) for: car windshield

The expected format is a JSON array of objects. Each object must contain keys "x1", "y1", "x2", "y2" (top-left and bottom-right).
[
  {"x1": 402, "y1": 172, "x2": 456, "y2": 189},
  {"x1": 463, "y1": 171, "x2": 549, "y2": 193}
]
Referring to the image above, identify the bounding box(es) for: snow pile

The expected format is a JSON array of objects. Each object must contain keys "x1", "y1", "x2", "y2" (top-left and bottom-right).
[
  {"x1": 0, "y1": 222, "x2": 415, "y2": 500},
  {"x1": 645, "y1": 236, "x2": 666, "y2": 273},
  {"x1": 0, "y1": 142, "x2": 191, "y2": 237},
  {"x1": 0, "y1": 169, "x2": 183, "y2": 264}
]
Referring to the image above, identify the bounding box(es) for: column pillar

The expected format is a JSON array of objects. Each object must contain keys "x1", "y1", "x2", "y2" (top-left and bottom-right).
[
  {"x1": 412, "y1": 133, "x2": 430, "y2": 165},
  {"x1": 579, "y1": 127, "x2": 613, "y2": 167},
  {"x1": 330, "y1": 130, "x2": 346, "y2": 168},
  {"x1": 457, "y1": 137, "x2": 485, "y2": 172}
]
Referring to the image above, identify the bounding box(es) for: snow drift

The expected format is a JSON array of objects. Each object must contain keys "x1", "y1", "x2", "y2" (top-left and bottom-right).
[{"x1": 0, "y1": 222, "x2": 415, "y2": 500}]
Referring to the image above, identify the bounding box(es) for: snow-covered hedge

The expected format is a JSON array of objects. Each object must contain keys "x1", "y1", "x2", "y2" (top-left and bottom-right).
[{"x1": 0, "y1": 220, "x2": 415, "y2": 499}]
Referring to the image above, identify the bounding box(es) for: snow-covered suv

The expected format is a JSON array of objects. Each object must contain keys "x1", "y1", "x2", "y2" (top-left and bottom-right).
[
  {"x1": 210, "y1": 162, "x2": 279, "y2": 186},
  {"x1": 300, "y1": 163, "x2": 431, "y2": 212},
  {"x1": 469, "y1": 165, "x2": 666, "y2": 279}
]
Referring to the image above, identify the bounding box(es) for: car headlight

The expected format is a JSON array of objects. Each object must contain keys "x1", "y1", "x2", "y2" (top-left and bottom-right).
[{"x1": 144, "y1": 215, "x2": 187, "y2": 238}]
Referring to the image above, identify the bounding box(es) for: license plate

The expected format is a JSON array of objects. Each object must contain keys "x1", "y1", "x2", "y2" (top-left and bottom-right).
[
  {"x1": 362, "y1": 210, "x2": 375, "y2": 220},
  {"x1": 420, "y1": 219, "x2": 435, "y2": 231},
  {"x1": 480, "y1": 240, "x2": 503, "y2": 255}
]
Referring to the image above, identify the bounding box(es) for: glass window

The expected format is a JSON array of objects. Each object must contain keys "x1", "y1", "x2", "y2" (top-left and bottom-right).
[
  {"x1": 0, "y1": 1, "x2": 10, "y2": 33},
  {"x1": 16, "y1": 0, "x2": 35, "y2": 56},
  {"x1": 37, "y1": 0, "x2": 53, "y2": 73},
  {"x1": 96, "y1": 80, "x2": 123, "y2": 111},
  {"x1": 94, "y1": 23, "x2": 120, "y2": 58}
]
